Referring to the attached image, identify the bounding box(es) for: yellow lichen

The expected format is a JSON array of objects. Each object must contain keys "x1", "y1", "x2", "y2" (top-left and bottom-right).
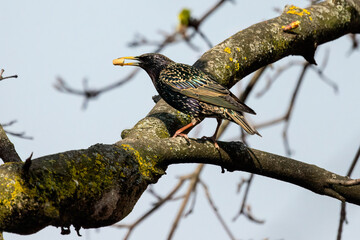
[
  {"x1": 224, "y1": 47, "x2": 231, "y2": 54},
  {"x1": 121, "y1": 144, "x2": 161, "y2": 179},
  {"x1": 1, "y1": 175, "x2": 31, "y2": 209},
  {"x1": 286, "y1": 5, "x2": 310, "y2": 17},
  {"x1": 235, "y1": 62, "x2": 240, "y2": 71}
]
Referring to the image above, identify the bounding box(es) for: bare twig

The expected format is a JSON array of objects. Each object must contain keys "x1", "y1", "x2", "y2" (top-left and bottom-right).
[
  {"x1": 54, "y1": 69, "x2": 139, "y2": 109},
  {"x1": 197, "y1": 0, "x2": 234, "y2": 24},
  {"x1": 257, "y1": 50, "x2": 336, "y2": 98},
  {"x1": 130, "y1": 0, "x2": 235, "y2": 52},
  {"x1": 336, "y1": 146, "x2": 360, "y2": 240},
  {"x1": 310, "y1": 49, "x2": 338, "y2": 93},
  {"x1": 236, "y1": 176, "x2": 249, "y2": 193},
  {"x1": 3, "y1": 130, "x2": 33, "y2": 140},
  {"x1": 1, "y1": 121, "x2": 33, "y2": 140},
  {"x1": 240, "y1": 66, "x2": 267, "y2": 102},
  {"x1": 147, "y1": 186, "x2": 164, "y2": 202},
  {"x1": 328, "y1": 178, "x2": 360, "y2": 186},
  {"x1": 256, "y1": 60, "x2": 302, "y2": 98},
  {"x1": 346, "y1": 146, "x2": 360, "y2": 177},
  {"x1": 167, "y1": 164, "x2": 204, "y2": 240},
  {"x1": 1, "y1": 120, "x2": 17, "y2": 127},
  {"x1": 232, "y1": 174, "x2": 264, "y2": 224},
  {"x1": 184, "y1": 186, "x2": 198, "y2": 217},
  {"x1": 199, "y1": 180, "x2": 237, "y2": 240},
  {"x1": 233, "y1": 174, "x2": 253, "y2": 221},
  {"x1": 127, "y1": 33, "x2": 164, "y2": 48},
  {"x1": 113, "y1": 173, "x2": 189, "y2": 240},
  {"x1": 0, "y1": 69, "x2": 18, "y2": 81},
  {"x1": 347, "y1": 34, "x2": 358, "y2": 55},
  {"x1": 256, "y1": 63, "x2": 310, "y2": 155},
  {"x1": 337, "y1": 202, "x2": 347, "y2": 240}
]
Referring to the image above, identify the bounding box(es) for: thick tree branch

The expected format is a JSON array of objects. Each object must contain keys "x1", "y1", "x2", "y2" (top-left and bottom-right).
[
  {"x1": 1, "y1": 138, "x2": 360, "y2": 235},
  {"x1": 0, "y1": 143, "x2": 163, "y2": 235}
]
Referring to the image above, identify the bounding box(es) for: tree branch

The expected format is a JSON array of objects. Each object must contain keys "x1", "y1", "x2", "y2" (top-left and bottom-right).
[
  {"x1": 0, "y1": 69, "x2": 18, "y2": 82},
  {"x1": 0, "y1": 125, "x2": 21, "y2": 163},
  {"x1": 1, "y1": 138, "x2": 360, "y2": 235}
]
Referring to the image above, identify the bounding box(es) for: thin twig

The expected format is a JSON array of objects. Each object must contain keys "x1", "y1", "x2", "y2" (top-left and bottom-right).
[
  {"x1": 197, "y1": 0, "x2": 234, "y2": 24},
  {"x1": 3, "y1": 130, "x2": 34, "y2": 140},
  {"x1": 232, "y1": 174, "x2": 264, "y2": 224},
  {"x1": 1, "y1": 121, "x2": 33, "y2": 140},
  {"x1": 199, "y1": 180, "x2": 237, "y2": 240},
  {"x1": 310, "y1": 49, "x2": 338, "y2": 93},
  {"x1": 233, "y1": 174, "x2": 253, "y2": 221},
  {"x1": 256, "y1": 63, "x2": 310, "y2": 155},
  {"x1": 1, "y1": 120, "x2": 17, "y2": 127},
  {"x1": 328, "y1": 178, "x2": 360, "y2": 186},
  {"x1": 167, "y1": 164, "x2": 204, "y2": 240},
  {"x1": 336, "y1": 145, "x2": 360, "y2": 240},
  {"x1": 347, "y1": 34, "x2": 358, "y2": 55},
  {"x1": 256, "y1": 60, "x2": 302, "y2": 98},
  {"x1": 240, "y1": 66, "x2": 267, "y2": 102},
  {"x1": 113, "y1": 173, "x2": 188, "y2": 240},
  {"x1": 0, "y1": 69, "x2": 18, "y2": 81},
  {"x1": 54, "y1": 68, "x2": 139, "y2": 109},
  {"x1": 337, "y1": 202, "x2": 347, "y2": 240},
  {"x1": 184, "y1": 186, "x2": 198, "y2": 217},
  {"x1": 147, "y1": 186, "x2": 163, "y2": 202}
]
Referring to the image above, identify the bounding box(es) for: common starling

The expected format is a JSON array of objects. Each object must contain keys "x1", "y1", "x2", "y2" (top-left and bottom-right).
[{"x1": 113, "y1": 53, "x2": 260, "y2": 147}]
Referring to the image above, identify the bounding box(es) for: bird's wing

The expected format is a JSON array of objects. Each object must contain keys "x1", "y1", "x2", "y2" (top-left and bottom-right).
[{"x1": 160, "y1": 64, "x2": 256, "y2": 114}]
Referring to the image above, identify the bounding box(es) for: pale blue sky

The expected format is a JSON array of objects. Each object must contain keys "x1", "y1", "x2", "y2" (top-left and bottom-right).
[{"x1": 1, "y1": 0, "x2": 360, "y2": 239}]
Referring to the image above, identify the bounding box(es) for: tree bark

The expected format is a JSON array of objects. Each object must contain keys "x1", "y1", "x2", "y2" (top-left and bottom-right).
[
  {"x1": 0, "y1": 0, "x2": 359, "y2": 236},
  {"x1": 0, "y1": 125, "x2": 21, "y2": 163}
]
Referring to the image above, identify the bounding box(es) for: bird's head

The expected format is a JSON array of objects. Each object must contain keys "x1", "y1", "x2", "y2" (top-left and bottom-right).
[{"x1": 113, "y1": 53, "x2": 174, "y2": 81}]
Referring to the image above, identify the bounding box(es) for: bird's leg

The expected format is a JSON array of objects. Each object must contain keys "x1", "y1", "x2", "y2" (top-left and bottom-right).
[
  {"x1": 201, "y1": 118, "x2": 222, "y2": 149},
  {"x1": 172, "y1": 118, "x2": 200, "y2": 141}
]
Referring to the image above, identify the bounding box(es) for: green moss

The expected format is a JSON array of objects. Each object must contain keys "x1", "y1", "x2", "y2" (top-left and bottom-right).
[
  {"x1": 154, "y1": 126, "x2": 171, "y2": 139},
  {"x1": 120, "y1": 144, "x2": 165, "y2": 180}
]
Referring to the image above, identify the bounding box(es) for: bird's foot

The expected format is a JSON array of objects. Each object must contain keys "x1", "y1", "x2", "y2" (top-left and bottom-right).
[
  {"x1": 201, "y1": 136, "x2": 219, "y2": 149},
  {"x1": 172, "y1": 132, "x2": 190, "y2": 144}
]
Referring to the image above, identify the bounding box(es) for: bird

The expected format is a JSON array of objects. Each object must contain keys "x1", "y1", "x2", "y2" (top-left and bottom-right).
[{"x1": 113, "y1": 53, "x2": 260, "y2": 148}]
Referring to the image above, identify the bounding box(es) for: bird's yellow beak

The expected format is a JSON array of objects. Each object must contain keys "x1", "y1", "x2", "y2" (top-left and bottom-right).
[{"x1": 113, "y1": 56, "x2": 139, "y2": 66}]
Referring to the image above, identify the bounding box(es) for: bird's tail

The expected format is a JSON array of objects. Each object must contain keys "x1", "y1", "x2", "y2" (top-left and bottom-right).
[{"x1": 226, "y1": 109, "x2": 261, "y2": 137}]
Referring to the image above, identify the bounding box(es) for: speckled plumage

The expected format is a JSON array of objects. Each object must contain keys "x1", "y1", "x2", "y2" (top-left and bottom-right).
[{"x1": 113, "y1": 53, "x2": 260, "y2": 145}]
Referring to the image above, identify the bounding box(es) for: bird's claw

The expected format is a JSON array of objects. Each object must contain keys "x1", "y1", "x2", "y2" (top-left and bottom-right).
[
  {"x1": 201, "y1": 136, "x2": 219, "y2": 149},
  {"x1": 172, "y1": 133, "x2": 191, "y2": 144}
]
